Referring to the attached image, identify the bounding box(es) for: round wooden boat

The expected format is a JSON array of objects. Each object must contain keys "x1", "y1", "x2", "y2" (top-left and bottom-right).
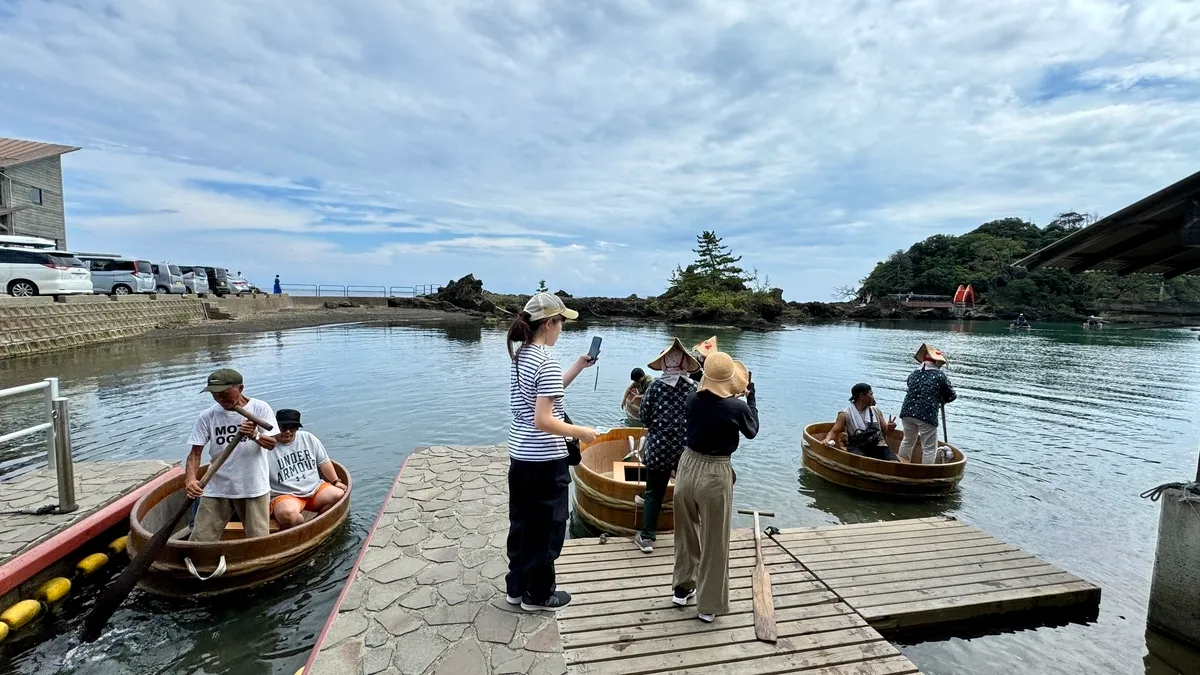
[
  {"x1": 801, "y1": 423, "x2": 965, "y2": 498},
  {"x1": 571, "y1": 427, "x2": 670, "y2": 536},
  {"x1": 127, "y1": 461, "x2": 351, "y2": 598},
  {"x1": 1009, "y1": 323, "x2": 1031, "y2": 330},
  {"x1": 622, "y1": 398, "x2": 642, "y2": 422}
]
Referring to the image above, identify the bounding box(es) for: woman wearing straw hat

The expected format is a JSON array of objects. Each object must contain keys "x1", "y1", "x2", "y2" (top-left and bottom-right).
[
  {"x1": 672, "y1": 350, "x2": 758, "y2": 623},
  {"x1": 898, "y1": 343, "x2": 957, "y2": 464},
  {"x1": 633, "y1": 338, "x2": 701, "y2": 554},
  {"x1": 504, "y1": 292, "x2": 600, "y2": 613}
]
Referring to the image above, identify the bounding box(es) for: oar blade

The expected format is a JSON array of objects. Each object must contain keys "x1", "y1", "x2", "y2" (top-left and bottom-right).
[{"x1": 752, "y1": 562, "x2": 777, "y2": 643}]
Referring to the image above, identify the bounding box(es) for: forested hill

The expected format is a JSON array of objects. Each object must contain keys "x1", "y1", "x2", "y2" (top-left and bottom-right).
[{"x1": 854, "y1": 213, "x2": 1200, "y2": 320}]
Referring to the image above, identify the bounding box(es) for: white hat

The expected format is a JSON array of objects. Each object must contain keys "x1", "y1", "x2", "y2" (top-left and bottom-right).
[{"x1": 523, "y1": 292, "x2": 579, "y2": 322}]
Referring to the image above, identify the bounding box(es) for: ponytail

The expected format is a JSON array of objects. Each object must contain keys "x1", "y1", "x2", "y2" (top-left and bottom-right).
[{"x1": 507, "y1": 312, "x2": 550, "y2": 361}]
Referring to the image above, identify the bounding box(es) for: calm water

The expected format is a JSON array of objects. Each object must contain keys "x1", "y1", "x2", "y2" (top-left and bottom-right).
[{"x1": 1, "y1": 319, "x2": 1198, "y2": 674}]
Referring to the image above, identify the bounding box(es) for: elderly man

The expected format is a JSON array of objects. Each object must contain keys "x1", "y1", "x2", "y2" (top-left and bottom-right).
[
  {"x1": 186, "y1": 369, "x2": 278, "y2": 541},
  {"x1": 268, "y1": 409, "x2": 346, "y2": 529}
]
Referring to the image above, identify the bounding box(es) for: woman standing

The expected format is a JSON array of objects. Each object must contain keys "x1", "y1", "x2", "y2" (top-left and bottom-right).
[
  {"x1": 505, "y1": 292, "x2": 598, "y2": 612},
  {"x1": 633, "y1": 338, "x2": 701, "y2": 554},
  {"x1": 672, "y1": 351, "x2": 758, "y2": 623},
  {"x1": 898, "y1": 343, "x2": 957, "y2": 464}
]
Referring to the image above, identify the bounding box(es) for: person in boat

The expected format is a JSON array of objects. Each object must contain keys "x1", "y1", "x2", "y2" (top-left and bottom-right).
[
  {"x1": 633, "y1": 338, "x2": 701, "y2": 554},
  {"x1": 672, "y1": 350, "x2": 758, "y2": 624},
  {"x1": 268, "y1": 409, "x2": 347, "y2": 529},
  {"x1": 621, "y1": 368, "x2": 654, "y2": 416},
  {"x1": 1086, "y1": 315, "x2": 1102, "y2": 327},
  {"x1": 897, "y1": 344, "x2": 957, "y2": 464},
  {"x1": 185, "y1": 369, "x2": 278, "y2": 541},
  {"x1": 821, "y1": 383, "x2": 899, "y2": 461},
  {"x1": 504, "y1": 292, "x2": 599, "y2": 613},
  {"x1": 1014, "y1": 313, "x2": 1029, "y2": 327}
]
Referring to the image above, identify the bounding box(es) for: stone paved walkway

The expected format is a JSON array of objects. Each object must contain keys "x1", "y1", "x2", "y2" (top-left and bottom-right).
[
  {"x1": 0, "y1": 460, "x2": 172, "y2": 565},
  {"x1": 308, "y1": 445, "x2": 565, "y2": 675}
]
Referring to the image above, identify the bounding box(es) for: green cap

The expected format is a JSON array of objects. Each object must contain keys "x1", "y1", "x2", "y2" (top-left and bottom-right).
[{"x1": 202, "y1": 368, "x2": 243, "y2": 393}]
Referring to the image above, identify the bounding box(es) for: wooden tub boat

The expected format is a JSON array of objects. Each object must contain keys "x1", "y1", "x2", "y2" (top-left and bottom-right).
[
  {"x1": 571, "y1": 427, "x2": 671, "y2": 536},
  {"x1": 622, "y1": 398, "x2": 642, "y2": 422},
  {"x1": 127, "y1": 461, "x2": 351, "y2": 598},
  {"x1": 801, "y1": 423, "x2": 965, "y2": 498}
]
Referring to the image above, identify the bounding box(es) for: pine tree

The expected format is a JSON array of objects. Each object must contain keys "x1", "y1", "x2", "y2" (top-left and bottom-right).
[
  {"x1": 537, "y1": 279, "x2": 548, "y2": 293},
  {"x1": 692, "y1": 231, "x2": 746, "y2": 291}
]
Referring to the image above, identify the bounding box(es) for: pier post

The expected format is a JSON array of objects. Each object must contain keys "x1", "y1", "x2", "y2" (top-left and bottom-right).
[
  {"x1": 44, "y1": 377, "x2": 59, "y2": 474},
  {"x1": 52, "y1": 397, "x2": 77, "y2": 513},
  {"x1": 1147, "y1": 487, "x2": 1200, "y2": 648}
]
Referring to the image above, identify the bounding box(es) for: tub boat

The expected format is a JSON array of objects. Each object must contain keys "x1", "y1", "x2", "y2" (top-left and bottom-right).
[
  {"x1": 571, "y1": 428, "x2": 669, "y2": 536},
  {"x1": 801, "y1": 423, "x2": 966, "y2": 498}
]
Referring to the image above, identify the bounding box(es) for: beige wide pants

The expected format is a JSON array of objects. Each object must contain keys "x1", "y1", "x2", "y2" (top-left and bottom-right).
[
  {"x1": 672, "y1": 449, "x2": 734, "y2": 616},
  {"x1": 191, "y1": 494, "x2": 271, "y2": 541}
]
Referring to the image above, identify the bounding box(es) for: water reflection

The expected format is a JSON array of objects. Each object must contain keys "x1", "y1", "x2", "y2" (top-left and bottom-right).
[
  {"x1": 796, "y1": 469, "x2": 962, "y2": 523},
  {"x1": 1144, "y1": 629, "x2": 1200, "y2": 675}
]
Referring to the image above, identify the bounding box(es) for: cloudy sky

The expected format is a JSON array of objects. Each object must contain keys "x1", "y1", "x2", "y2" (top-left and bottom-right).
[{"x1": 2, "y1": 1, "x2": 1198, "y2": 299}]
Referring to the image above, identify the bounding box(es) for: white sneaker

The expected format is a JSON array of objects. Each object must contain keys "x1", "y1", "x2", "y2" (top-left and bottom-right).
[
  {"x1": 698, "y1": 613, "x2": 715, "y2": 623},
  {"x1": 634, "y1": 494, "x2": 645, "y2": 506},
  {"x1": 672, "y1": 586, "x2": 696, "y2": 606}
]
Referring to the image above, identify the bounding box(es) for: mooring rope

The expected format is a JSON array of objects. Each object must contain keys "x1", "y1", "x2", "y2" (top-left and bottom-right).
[{"x1": 1140, "y1": 481, "x2": 1200, "y2": 502}]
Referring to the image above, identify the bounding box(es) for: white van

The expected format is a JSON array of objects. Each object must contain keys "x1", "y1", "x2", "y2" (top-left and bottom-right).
[{"x1": 0, "y1": 244, "x2": 94, "y2": 297}]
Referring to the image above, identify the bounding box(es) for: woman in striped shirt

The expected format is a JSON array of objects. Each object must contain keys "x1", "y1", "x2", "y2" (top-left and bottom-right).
[{"x1": 505, "y1": 292, "x2": 599, "y2": 613}]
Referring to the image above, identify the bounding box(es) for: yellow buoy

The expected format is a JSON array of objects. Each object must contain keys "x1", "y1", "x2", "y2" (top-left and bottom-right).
[
  {"x1": 0, "y1": 620, "x2": 9, "y2": 642},
  {"x1": 109, "y1": 535, "x2": 129, "y2": 555},
  {"x1": 0, "y1": 599, "x2": 41, "y2": 631},
  {"x1": 36, "y1": 577, "x2": 72, "y2": 604},
  {"x1": 294, "y1": 668, "x2": 304, "y2": 675},
  {"x1": 76, "y1": 553, "x2": 109, "y2": 576}
]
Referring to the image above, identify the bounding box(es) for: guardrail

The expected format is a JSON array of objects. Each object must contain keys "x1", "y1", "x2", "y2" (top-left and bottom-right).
[
  {"x1": 277, "y1": 283, "x2": 442, "y2": 298},
  {"x1": 0, "y1": 377, "x2": 76, "y2": 512}
]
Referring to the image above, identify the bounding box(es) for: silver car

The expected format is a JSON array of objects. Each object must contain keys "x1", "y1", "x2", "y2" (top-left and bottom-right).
[
  {"x1": 177, "y1": 266, "x2": 210, "y2": 295},
  {"x1": 151, "y1": 263, "x2": 188, "y2": 294},
  {"x1": 77, "y1": 255, "x2": 156, "y2": 295}
]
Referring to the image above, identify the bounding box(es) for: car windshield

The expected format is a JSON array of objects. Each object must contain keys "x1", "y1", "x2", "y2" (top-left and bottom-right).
[
  {"x1": 47, "y1": 253, "x2": 86, "y2": 268},
  {"x1": 169, "y1": 265, "x2": 183, "y2": 276},
  {"x1": 136, "y1": 261, "x2": 153, "y2": 275}
]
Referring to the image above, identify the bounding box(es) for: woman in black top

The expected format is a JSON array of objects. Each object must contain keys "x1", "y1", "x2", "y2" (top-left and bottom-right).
[{"x1": 670, "y1": 351, "x2": 758, "y2": 622}]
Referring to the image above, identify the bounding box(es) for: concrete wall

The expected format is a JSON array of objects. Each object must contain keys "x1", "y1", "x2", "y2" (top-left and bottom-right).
[
  {"x1": 0, "y1": 156, "x2": 68, "y2": 249},
  {"x1": 289, "y1": 296, "x2": 389, "y2": 308},
  {"x1": 203, "y1": 294, "x2": 295, "y2": 318},
  {"x1": 0, "y1": 295, "x2": 205, "y2": 359}
]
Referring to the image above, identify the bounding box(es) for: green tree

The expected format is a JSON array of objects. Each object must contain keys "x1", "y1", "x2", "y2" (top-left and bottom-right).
[
  {"x1": 536, "y1": 279, "x2": 548, "y2": 293},
  {"x1": 688, "y1": 231, "x2": 747, "y2": 293}
]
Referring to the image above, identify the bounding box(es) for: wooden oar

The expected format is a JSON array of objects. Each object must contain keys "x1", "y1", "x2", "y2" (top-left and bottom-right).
[
  {"x1": 941, "y1": 403, "x2": 949, "y2": 444},
  {"x1": 736, "y1": 508, "x2": 776, "y2": 643},
  {"x1": 81, "y1": 405, "x2": 272, "y2": 643}
]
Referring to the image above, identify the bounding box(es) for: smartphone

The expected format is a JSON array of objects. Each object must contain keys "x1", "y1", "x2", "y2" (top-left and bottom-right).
[{"x1": 587, "y1": 336, "x2": 602, "y2": 362}]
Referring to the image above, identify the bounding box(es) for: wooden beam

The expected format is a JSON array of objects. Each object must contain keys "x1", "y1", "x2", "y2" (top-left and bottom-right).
[
  {"x1": 1164, "y1": 254, "x2": 1200, "y2": 279},
  {"x1": 1068, "y1": 223, "x2": 1179, "y2": 274},
  {"x1": 1118, "y1": 249, "x2": 1191, "y2": 276}
]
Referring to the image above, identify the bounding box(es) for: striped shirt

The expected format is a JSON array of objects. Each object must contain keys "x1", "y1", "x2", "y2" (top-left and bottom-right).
[{"x1": 508, "y1": 344, "x2": 568, "y2": 461}]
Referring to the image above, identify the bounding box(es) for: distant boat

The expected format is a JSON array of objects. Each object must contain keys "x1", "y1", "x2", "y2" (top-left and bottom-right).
[
  {"x1": 1010, "y1": 323, "x2": 1031, "y2": 330},
  {"x1": 801, "y1": 423, "x2": 966, "y2": 498}
]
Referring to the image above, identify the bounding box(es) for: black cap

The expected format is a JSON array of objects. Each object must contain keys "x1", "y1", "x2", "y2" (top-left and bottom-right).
[
  {"x1": 277, "y1": 409, "x2": 303, "y2": 428},
  {"x1": 850, "y1": 383, "x2": 872, "y2": 402}
]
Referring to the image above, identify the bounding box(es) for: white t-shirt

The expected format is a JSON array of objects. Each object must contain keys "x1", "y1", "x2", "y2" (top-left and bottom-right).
[
  {"x1": 508, "y1": 344, "x2": 568, "y2": 462},
  {"x1": 187, "y1": 398, "x2": 277, "y2": 499},
  {"x1": 269, "y1": 431, "x2": 331, "y2": 498}
]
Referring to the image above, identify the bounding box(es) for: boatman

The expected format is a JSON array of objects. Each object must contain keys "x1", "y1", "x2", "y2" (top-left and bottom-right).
[
  {"x1": 186, "y1": 369, "x2": 278, "y2": 541},
  {"x1": 268, "y1": 409, "x2": 346, "y2": 529}
]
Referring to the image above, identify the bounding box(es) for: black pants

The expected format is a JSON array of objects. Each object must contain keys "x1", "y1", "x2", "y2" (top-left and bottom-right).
[
  {"x1": 506, "y1": 457, "x2": 570, "y2": 603},
  {"x1": 849, "y1": 443, "x2": 899, "y2": 462},
  {"x1": 639, "y1": 468, "x2": 672, "y2": 541}
]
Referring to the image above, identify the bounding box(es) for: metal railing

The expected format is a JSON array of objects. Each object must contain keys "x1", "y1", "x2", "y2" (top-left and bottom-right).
[
  {"x1": 277, "y1": 283, "x2": 442, "y2": 298},
  {"x1": 0, "y1": 377, "x2": 76, "y2": 512}
]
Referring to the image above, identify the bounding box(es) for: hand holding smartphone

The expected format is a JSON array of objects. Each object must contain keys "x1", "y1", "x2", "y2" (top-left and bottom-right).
[{"x1": 587, "y1": 336, "x2": 602, "y2": 363}]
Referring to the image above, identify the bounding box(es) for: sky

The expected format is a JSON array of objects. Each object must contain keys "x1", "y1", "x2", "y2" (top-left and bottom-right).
[{"x1": 2, "y1": 0, "x2": 1199, "y2": 300}]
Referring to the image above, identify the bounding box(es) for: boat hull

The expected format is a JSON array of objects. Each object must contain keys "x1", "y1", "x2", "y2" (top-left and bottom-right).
[
  {"x1": 571, "y1": 427, "x2": 671, "y2": 536},
  {"x1": 801, "y1": 423, "x2": 965, "y2": 498},
  {"x1": 128, "y1": 462, "x2": 351, "y2": 598}
]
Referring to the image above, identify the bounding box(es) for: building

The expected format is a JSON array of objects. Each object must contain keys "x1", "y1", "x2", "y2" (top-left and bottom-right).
[{"x1": 0, "y1": 137, "x2": 81, "y2": 250}]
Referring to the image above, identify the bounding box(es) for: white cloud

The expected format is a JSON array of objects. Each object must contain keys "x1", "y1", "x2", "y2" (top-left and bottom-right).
[{"x1": 1, "y1": 0, "x2": 1198, "y2": 299}]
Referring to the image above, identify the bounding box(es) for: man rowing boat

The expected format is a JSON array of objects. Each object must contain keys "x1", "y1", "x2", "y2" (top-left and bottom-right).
[{"x1": 268, "y1": 409, "x2": 347, "y2": 529}]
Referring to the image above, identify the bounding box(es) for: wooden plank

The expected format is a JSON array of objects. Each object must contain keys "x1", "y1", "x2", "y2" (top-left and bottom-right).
[
  {"x1": 557, "y1": 538, "x2": 762, "y2": 566},
  {"x1": 784, "y1": 536, "x2": 1005, "y2": 565},
  {"x1": 557, "y1": 590, "x2": 840, "y2": 634},
  {"x1": 557, "y1": 553, "x2": 797, "y2": 585},
  {"x1": 559, "y1": 580, "x2": 827, "y2": 619},
  {"x1": 572, "y1": 570, "x2": 815, "y2": 607},
  {"x1": 802, "y1": 543, "x2": 1020, "y2": 573},
  {"x1": 675, "y1": 653, "x2": 920, "y2": 675},
  {"x1": 568, "y1": 626, "x2": 886, "y2": 675},
  {"x1": 834, "y1": 563, "x2": 1065, "y2": 600},
  {"x1": 847, "y1": 571, "x2": 1083, "y2": 609},
  {"x1": 808, "y1": 548, "x2": 1034, "y2": 580},
  {"x1": 774, "y1": 517, "x2": 949, "y2": 536},
  {"x1": 566, "y1": 614, "x2": 870, "y2": 665},
  {"x1": 772, "y1": 530, "x2": 995, "y2": 558},
  {"x1": 562, "y1": 529, "x2": 757, "y2": 553},
  {"x1": 771, "y1": 519, "x2": 968, "y2": 543},
  {"x1": 770, "y1": 523, "x2": 975, "y2": 549},
  {"x1": 563, "y1": 560, "x2": 807, "y2": 594},
  {"x1": 560, "y1": 603, "x2": 862, "y2": 649},
  {"x1": 863, "y1": 581, "x2": 1101, "y2": 631},
  {"x1": 556, "y1": 544, "x2": 780, "y2": 574}
]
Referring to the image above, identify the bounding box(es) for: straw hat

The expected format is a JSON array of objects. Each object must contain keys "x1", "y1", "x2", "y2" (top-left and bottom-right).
[
  {"x1": 692, "y1": 336, "x2": 718, "y2": 358},
  {"x1": 914, "y1": 343, "x2": 947, "y2": 364},
  {"x1": 649, "y1": 337, "x2": 700, "y2": 372},
  {"x1": 697, "y1": 351, "x2": 749, "y2": 398}
]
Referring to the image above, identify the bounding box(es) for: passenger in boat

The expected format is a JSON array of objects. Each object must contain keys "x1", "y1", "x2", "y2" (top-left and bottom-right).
[
  {"x1": 621, "y1": 368, "x2": 653, "y2": 414},
  {"x1": 1014, "y1": 313, "x2": 1029, "y2": 327},
  {"x1": 504, "y1": 292, "x2": 599, "y2": 613},
  {"x1": 186, "y1": 369, "x2": 278, "y2": 541},
  {"x1": 897, "y1": 344, "x2": 957, "y2": 465},
  {"x1": 672, "y1": 351, "x2": 758, "y2": 623},
  {"x1": 821, "y1": 383, "x2": 899, "y2": 461},
  {"x1": 268, "y1": 409, "x2": 347, "y2": 529},
  {"x1": 633, "y1": 338, "x2": 701, "y2": 554}
]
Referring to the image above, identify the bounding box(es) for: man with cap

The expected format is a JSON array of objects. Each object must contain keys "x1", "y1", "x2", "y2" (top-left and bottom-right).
[
  {"x1": 268, "y1": 409, "x2": 346, "y2": 529},
  {"x1": 185, "y1": 369, "x2": 278, "y2": 541},
  {"x1": 822, "y1": 383, "x2": 899, "y2": 461}
]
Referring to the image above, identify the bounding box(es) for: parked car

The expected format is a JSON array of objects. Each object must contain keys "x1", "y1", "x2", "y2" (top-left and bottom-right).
[
  {"x1": 200, "y1": 266, "x2": 232, "y2": 297},
  {"x1": 229, "y1": 272, "x2": 252, "y2": 296},
  {"x1": 0, "y1": 245, "x2": 94, "y2": 297},
  {"x1": 176, "y1": 266, "x2": 210, "y2": 295},
  {"x1": 151, "y1": 263, "x2": 188, "y2": 294},
  {"x1": 77, "y1": 254, "x2": 155, "y2": 295}
]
